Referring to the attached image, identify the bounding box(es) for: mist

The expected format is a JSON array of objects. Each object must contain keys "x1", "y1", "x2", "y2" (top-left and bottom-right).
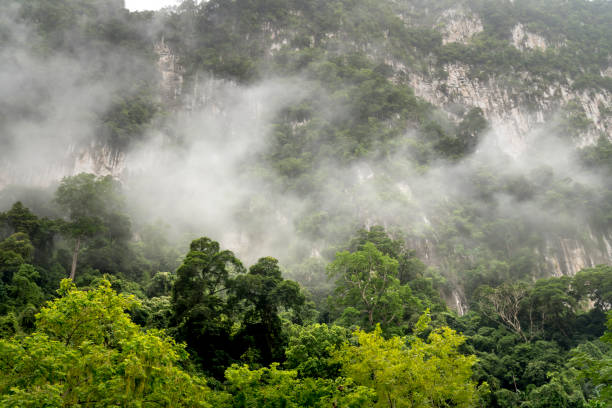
[
  {"x1": 0, "y1": 0, "x2": 608, "y2": 283},
  {"x1": 119, "y1": 75, "x2": 604, "y2": 270}
]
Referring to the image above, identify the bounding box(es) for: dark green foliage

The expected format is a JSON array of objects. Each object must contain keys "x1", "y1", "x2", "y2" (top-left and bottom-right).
[
  {"x1": 17, "y1": 0, "x2": 150, "y2": 54},
  {"x1": 171, "y1": 237, "x2": 245, "y2": 377},
  {"x1": 231, "y1": 257, "x2": 306, "y2": 366},
  {"x1": 574, "y1": 266, "x2": 612, "y2": 312},
  {"x1": 146, "y1": 271, "x2": 175, "y2": 298},
  {"x1": 99, "y1": 85, "x2": 160, "y2": 150}
]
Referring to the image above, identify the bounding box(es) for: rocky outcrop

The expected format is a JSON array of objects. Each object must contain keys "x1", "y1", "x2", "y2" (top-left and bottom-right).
[
  {"x1": 512, "y1": 23, "x2": 548, "y2": 51},
  {"x1": 155, "y1": 37, "x2": 184, "y2": 108},
  {"x1": 405, "y1": 62, "x2": 611, "y2": 154},
  {"x1": 544, "y1": 231, "x2": 612, "y2": 277},
  {"x1": 0, "y1": 144, "x2": 125, "y2": 190},
  {"x1": 438, "y1": 8, "x2": 483, "y2": 45}
]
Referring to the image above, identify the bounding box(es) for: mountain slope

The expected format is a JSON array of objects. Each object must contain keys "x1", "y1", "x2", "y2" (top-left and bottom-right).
[{"x1": 2, "y1": 0, "x2": 612, "y2": 311}]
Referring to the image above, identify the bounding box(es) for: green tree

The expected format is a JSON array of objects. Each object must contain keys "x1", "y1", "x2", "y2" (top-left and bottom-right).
[
  {"x1": 2, "y1": 202, "x2": 58, "y2": 268},
  {"x1": 474, "y1": 282, "x2": 531, "y2": 341},
  {"x1": 8, "y1": 264, "x2": 43, "y2": 310},
  {"x1": 171, "y1": 237, "x2": 245, "y2": 376},
  {"x1": 55, "y1": 173, "x2": 126, "y2": 280},
  {"x1": 327, "y1": 242, "x2": 416, "y2": 330},
  {"x1": 284, "y1": 323, "x2": 349, "y2": 378},
  {"x1": 571, "y1": 311, "x2": 612, "y2": 406},
  {"x1": 574, "y1": 266, "x2": 612, "y2": 311},
  {"x1": 0, "y1": 279, "x2": 212, "y2": 407},
  {"x1": 332, "y1": 312, "x2": 483, "y2": 408},
  {"x1": 0, "y1": 232, "x2": 34, "y2": 263},
  {"x1": 231, "y1": 257, "x2": 305, "y2": 365}
]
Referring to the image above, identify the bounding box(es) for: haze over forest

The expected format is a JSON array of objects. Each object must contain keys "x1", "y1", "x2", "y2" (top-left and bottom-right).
[{"x1": 0, "y1": 0, "x2": 611, "y2": 407}]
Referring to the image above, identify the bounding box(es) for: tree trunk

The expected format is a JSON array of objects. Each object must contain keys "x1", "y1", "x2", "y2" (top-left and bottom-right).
[{"x1": 70, "y1": 237, "x2": 81, "y2": 280}]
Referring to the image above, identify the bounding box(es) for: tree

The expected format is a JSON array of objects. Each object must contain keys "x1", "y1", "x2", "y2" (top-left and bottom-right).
[
  {"x1": 571, "y1": 311, "x2": 612, "y2": 406},
  {"x1": 284, "y1": 323, "x2": 349, "y2": 379},
  {"x1": 347, "y1": 226, "x2": 428, "y2": 285},
  {"x1": 7, "y1": 264, "x2": 43, "y2": 310},
  {"x1": 574, "y1": 266, "x2": 612, "y2": 311},
  {"x1": 0, "y1": 279, "x2": 213, "y2": 407},
  {"x1": 55, "y1": 173, "x2": 125, "y2": 280},
  {"x1": 327, "y1": 242, "x2": 415, "y2": 330},
  {"x1": 0, "y1": 233, "x2": 35, "y2": 297},
  {"x1": 332, "y1": 312, "x2": 483, "y2": 408},
  {"x1": 474, "y1": 282, "x2": 531, "y2": 341},
  {"x1": 0, "y1": 232, "x2": 34, "y2": 263},
  {"x1": 231, "y1": 257, "x2": 305, "y2": 366},
  {"x1": 2, "y1": 202, "x2": 58, "y2": 267},
  {"x1": 530, "y1": 277, "x2": 579, "y2": 343},
  {"x1": 171, "y1": 237, "x2": 245, "y2": 377}
]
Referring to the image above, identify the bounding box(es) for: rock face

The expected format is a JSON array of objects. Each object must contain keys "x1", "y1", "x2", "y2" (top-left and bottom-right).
[
  {"x1": 544, "y1": 232, "x2": 612, "y2": 277},
  {"x1": 389, "y1": 7, "x2": 612, "y2": 312},
  {"x1": 512, "y1": 23, "x2": 548, "y2": 51},
  {"x1": 0, "y1": 145, "x2": 125, "y2": 190},
  {"x1": 407, "y1": 62, "x2": 612, "y2": 155},
  {"x1": 72, "y1": 145, "x2": 125, "y2": 179},
  {"x1": 155, "y1": 37, "x2": 184, "y2": 108},
  {"x1": 438, "y1": 8, "x2": 483, "y2": 45}
]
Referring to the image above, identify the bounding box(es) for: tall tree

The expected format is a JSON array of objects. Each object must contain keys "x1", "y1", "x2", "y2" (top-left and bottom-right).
[
  {"x1": 231, "y1": 257, "x2": 305, "y2": 365},
  {"x1": 55, "y1": 173, "x2": 124, "y2": 280},
  {"x1": 327, "y1": 242, "x2": 415, "y2": 330},
  {"x1": 474, "y1": 282, "x2": 531, "y2": 342},
  {"x1": 171, "y1": 237, "x2": 245, "y2": 377}
]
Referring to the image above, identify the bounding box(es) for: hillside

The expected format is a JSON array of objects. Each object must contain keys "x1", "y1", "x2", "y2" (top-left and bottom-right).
[{"x1": 0, "y1": 0, "x2": 612, "y2": 406}]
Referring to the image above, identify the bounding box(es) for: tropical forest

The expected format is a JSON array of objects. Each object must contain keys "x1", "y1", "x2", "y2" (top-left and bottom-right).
[{"x1": 0, "y1": 0, "x2": 611, "y2": 406}]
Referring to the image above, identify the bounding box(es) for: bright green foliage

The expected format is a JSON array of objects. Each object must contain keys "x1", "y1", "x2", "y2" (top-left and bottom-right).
[
  {"x1": 223, "y1": 363, "x2": 375, "y2": 407},
  {"x1": 0, "y1": 279, "x2": 212, "y2": 407},
  {"x1": 333, "y1": 313, "x2": 482, "y2": 408},
  {"x1": 285, "y1": 323, "x2": 349, "y2": 378},
  {"x1": 36, "y1": 278, "x2": 138, "y2": 346},
  {"x1": 1, "y1": 0, "x2": 612, "y2": 405}
]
